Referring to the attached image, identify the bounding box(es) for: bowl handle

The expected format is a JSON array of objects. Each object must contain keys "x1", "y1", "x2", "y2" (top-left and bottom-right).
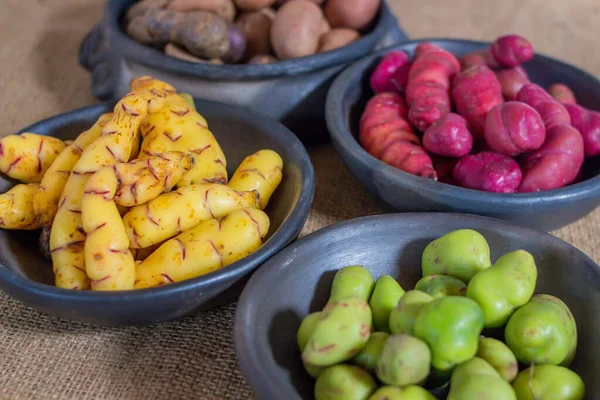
[
  {"x1": 375, "y1": 3, "x2": 410, "y2": 50},
  {"x1": 78, "y1": 23, "x2": 122, "y2": 101}
]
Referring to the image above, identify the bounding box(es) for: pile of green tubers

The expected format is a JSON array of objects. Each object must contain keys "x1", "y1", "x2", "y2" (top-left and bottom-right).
[{"x1": 298, "y1": 229, "x2": 585, "y2": 400}]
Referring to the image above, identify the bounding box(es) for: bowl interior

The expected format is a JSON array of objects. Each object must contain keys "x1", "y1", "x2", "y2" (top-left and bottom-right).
[
  {"x1": 236, "y1": 213, "x2": 600, "y2": 399},
  {"x1": 341, "y1": 39, "x2": 600, "y2": 185},
  {"x1": 1, "y1": 99, "x2": 310, "y2": 287}
]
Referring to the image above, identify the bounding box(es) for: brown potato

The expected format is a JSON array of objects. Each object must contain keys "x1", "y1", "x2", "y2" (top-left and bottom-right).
[
  {"x1": 320, "y1": 17, "x2": 331, "y2": 36},
  {"x1": 235, "y1": 9, "x2": 275, "y2": 60},
  {"x1": 167, "y1": 0, "x2": 236, "y2": 22},
  {"x1": 248, "y1": 54, "x2": 278, "y2": 64},
  {"x1": 275, "y1": 0, "x2": 323, "y2": 4},
  {"x1": 270, "y1": 0, "x2": 325, "y2": 59},
  {"x1": 126, "y1": 0, "x2": 171, "y2": 21},
  {"x1": 318, "y1": 28, "x2": 360, "y2": 53},
  {"x1": 235, "y1": 0, "x2": 276, "y2": 11},
  {"x1": 324, "y1": 0, "x2": 381, "y2": 31},
  {"x1": 165, "y1": 42, "x2": 224, "y2": 64}
]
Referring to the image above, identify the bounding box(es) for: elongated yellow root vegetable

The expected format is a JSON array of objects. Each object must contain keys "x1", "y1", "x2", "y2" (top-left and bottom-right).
[
  {"x1": 34, "y1": 113, "x2": 113, "y2": 228},
  {"x1": 133, "y1": 79, "x2": 227, "y2": 186},
  {"x1": 50, "y1": 83, "x2": 170, "y2": 290},
  {"x1": 134, "y1": 208, "x2": 270, "y2": 289},
  {"x1": 123, "y1": 183, "x2": 259, "y2": 249},
  {"x1": 81, "y1": 152, "x2": 192, "y2": 291},
  {"x1": 0, "y1": 133, "x2": 66, "y2": 183},
  {"x1": 112, "y1": 151, "x2": 194, "y2": 207},
  {"x1": 0, "y1": 184, "x2": 41, "y2": 230},
  {"x1": 228, "y1": 149, "x2": 283, "y2": 209}
]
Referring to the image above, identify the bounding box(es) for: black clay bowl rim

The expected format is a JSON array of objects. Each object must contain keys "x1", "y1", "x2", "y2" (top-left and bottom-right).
[
  {"x1": 102, "y1": 0, "x2": 392, "y2": 80},
  {"x1": 0, "y1": 98, "x2": 315, "y2": 304},
  {"x1": 234, "y1": 212, "x2": 600, "y2": 399},
  {"x1": 326, "y1": 37, "x2": 600, "y2": 205}
]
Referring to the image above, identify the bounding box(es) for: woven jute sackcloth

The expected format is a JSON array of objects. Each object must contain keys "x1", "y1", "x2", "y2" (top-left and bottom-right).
[{"x1": 1, "y1": 0, "x2": 599, "y2": 399}]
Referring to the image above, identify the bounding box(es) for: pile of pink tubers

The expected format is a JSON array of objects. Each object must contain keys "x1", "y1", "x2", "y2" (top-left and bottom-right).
[{"x1": 360, "y1": 35, "x2": 600, "y2": 193}]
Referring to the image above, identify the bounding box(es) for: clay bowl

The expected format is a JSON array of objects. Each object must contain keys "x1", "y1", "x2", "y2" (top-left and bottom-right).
[
  {"x1": 235, "y1": 213, "x2": 600, "y2": 399},
  {"x1": 325, "y1": 38, "x2": 600, "y2": 231},
  {"x1": 0, "y1": 98, "x2": 314, "y2": 326},
  {"x1": 78, "y1": 0, "x2": 409, "y2": 144}
]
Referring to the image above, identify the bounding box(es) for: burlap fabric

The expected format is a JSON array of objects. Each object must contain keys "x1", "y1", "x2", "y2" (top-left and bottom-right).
[{"x1": 0, "y1": 1, "x2": 599, "y2": 399}]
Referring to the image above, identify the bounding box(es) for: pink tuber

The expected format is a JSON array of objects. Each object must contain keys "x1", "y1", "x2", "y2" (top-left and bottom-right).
[
  {"x1": 563, "y1": 103, "x2": 600, "y2": 157},
  {"x1": 369, "y1": 51, "x2": 412, "y2": 94},
  {"x1": 405, "y1": 43, "x2": 461, "y2": 132},
  {"x1": 484, "y1": 102, "x2": 545, "y2": 157},
  {"x1": 453, "y1": 151, "x2": 522, "y2": 193},
  {"x1": 495, "y1": 66, "x2": 530, "y2": 100},
  {"x1": 518, "y1": 123, "x2": 584, "y2": 192},
  {"x1": 490, "y1": 35, "x2": 534, "y2": 68},
  {"x1": 517, "y1": 83, "x2": 571, "y2": 128},
  {"x1": 423, "y1": 113, "x2": 474, "y2": 158},
  {"x1": 548, "y1": 83, "x2": 577, "y2": 104},
  {"x1": 359, "y1": 92, "x2": 437, "y2": 179},
  {"x1": 452, "y1": 64, "x2": 504, "y2": 139}
]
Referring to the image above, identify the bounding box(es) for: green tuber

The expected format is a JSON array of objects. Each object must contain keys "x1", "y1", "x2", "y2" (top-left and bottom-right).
[
  {"x1": 388, "y1": 290, "x2": 433, "y2": 335},
  {"x1": 467, "y1": 250, "x2": 538, "y2": 328},
  {"x1": 369, "y1": 275, "x2": 405, "y2": 332},
  {"x1": 512, "y1": 365, "x2": 585, "y2": 400},
  {"x1": 415, "y1": 274, "x2": 467, "y2": 298},
  {"x1": 314, "y1": 364, "x2": 377, "y2": 400},
  {"x1": 368, "y1": 386, "x2": 437, "y2": 400},
  {"x1": 328, "y1": 266, "x2": 375, "y2": 304},
  {"x1": 422, "y1": 229, "x2": 491, "y2": 283},
  {"x1": 351, "y1": 332, "x2": 389, "y2": 373},
  {"x1": 414, "y1": 296, "x2": 484, "y2": 371},
  {"x1": 505, "y1": 294, "x2": 577, "y2": 366},
  {"x1": 477, "y1": 336, "x2": 519, "y2": 382},
  {"x1": 302, "y1": 297, "x2": 372, "y2": 367},
  {"x1": 375, "y1": 334, "x2": 431, "y2": 386}
]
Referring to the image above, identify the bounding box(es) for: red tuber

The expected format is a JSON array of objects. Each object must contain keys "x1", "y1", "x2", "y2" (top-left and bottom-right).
[
  {"x1": 453, "y1": 151, "x2": 522, "y2": 193},
  {"x1": 484, "y1": 102, "x2": 545, "y2": 157},
  {"x1": 490, "y1": 35, "x2": 534, "y2": 68},
  {"x1": 518, "y1": 123, "x2": 584, "y2": 192},
  {"x1": 517, "y1": 83, "x2": 571, "y2": 128},
  {"x1": 452, "y1": 64, "x2": 504, "y2": 139},
  {"x1": 423, "y1": 113, "x2": 474, "y2": 158},
  {"x1": 495, "y1": 67, "x2": 530, "y2": 100},
  {"x1": 548, "y1": 83, "x2": 577, "y2": 104},
  {"x1": 369, "y1": 51, "x2": 412, "y2": 94},
  {"x1": 563, "y1": 103, "x2": 600, "y2": 157},
  {"x1": 405, "y1": 43, "x2": 461, "y2": 132},
  {"x1": 359, "y1": 92, "x2": 437, "y2": 179}
]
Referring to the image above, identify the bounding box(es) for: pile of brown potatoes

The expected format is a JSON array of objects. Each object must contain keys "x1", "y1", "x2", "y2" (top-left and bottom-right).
[{"x1": 124, "y1": 0, "x2": 382, "y2": 65}]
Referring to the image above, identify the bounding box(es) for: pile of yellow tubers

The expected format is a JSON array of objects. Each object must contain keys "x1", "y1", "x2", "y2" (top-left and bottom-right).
[{"x1": 0, "y1": 76, "x2": 283, "y2": 291}]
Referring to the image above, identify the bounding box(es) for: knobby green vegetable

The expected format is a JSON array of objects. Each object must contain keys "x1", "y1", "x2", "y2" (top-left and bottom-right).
[
  {"x1": 512, "y1": 365, "x2": 585, "y2": 400},
  {"x1": 422, "y1": 229, "x2": 491, "y2": 283},
  {"x1": 415, "y1": 274, "x2": 467, "y2": 298},
  {"x1": 314, "y1": 364, "x2": 377, "y2": 400},
  {"x1": 505, "y1": 294, "x2": 577, "y2": 366},
  {"x1": 467, "y1": 250, "x2": 538, "y2": 328},
  {"x1": 414, "y1": 296, "x2": 484, "y2": 371},
  {"x1": 303, "y1": 297, "x2": 372, "y2": 367},
  {"x1": 328, "y1": 266, "x2": 375, "y2": 304},
  {"x1": 477, "y1": 337, "x2": 519, "y2": 382},
  {"x1": 388, "y1": 290, "x2": 433, "y2": 335},
  {"x1": 297, "y1": 311, "x2": 325, "y2": 378},
  {"x1": 375, "y1": 334, "x2": 431, "y2": 386},
  {"x1": 368, "y1": 385, "x2": 437, "y2": 400},
  {"x1": 448, "y1": 357, "x2": 517, "y2": 400},
  {"x1": 351, "y1": 332, "x2": 389, "y2": 373},
  {"x1": 369, "y1": 275, "x2": 405, "y2": 332}
]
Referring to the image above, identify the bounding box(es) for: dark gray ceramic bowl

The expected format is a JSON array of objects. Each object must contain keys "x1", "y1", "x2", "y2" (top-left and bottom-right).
[
  {"x1": 235, "y1": 213, "x2": 600, "y2": 399},
  {"x1": 326, "y1": 38, "x2": 600, "y2": 231},
  {"x1": 0, "y1": 98, "x2": 314, "y2": 327},
  {"x1": 78, "y1": 0, "x2": 409, "y2": 144}
]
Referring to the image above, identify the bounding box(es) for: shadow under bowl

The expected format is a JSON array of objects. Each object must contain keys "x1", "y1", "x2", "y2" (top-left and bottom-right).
[
  {"x1": 0, "y1": 98, "x2": 315, "y2": 326},
  {"x1": 78, "y1": 0, "x2": 409, "y2": 144},
  {"x1": 326, "y1": 38, "x2": 600, "y2": 231},
  {"x1": 235, "y1": 213, "x2": 600, "y2": 399}
]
